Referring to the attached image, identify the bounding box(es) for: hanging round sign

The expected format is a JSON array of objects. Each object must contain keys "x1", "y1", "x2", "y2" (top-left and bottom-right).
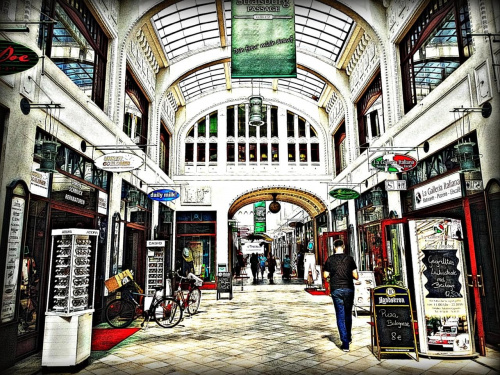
[
  {"x1": 0, "y1": 40, "x2": 39, "y2": 76},
  {"x1": 94, "y1": 152, "x2": 143, "y2": 172},
  {"x1": 371, "y1": 154, "x2": 418, "y2": 173},
  {"x1": 329, "y1": 188, "x2": 360, "y2": 200},
  {"x1": 148, "y1": 189, "x2": 179, "y2": 202}
]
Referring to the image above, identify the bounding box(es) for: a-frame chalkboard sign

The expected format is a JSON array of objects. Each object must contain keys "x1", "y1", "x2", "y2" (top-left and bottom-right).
[{"x1": 371, "y1": 285, "x2": 419, "y2": 361}]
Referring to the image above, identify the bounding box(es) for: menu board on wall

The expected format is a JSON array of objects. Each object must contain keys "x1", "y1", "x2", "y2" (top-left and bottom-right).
[
  {"x1": 409, "y1": 218, "x2": 473, "y2": 356},
  {"x1": 1, "y1": 197, "x2": 26, "y2": 322}
]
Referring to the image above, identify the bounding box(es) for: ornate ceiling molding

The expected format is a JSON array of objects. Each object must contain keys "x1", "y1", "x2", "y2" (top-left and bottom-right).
[{"x1": 228, "y1": 186, "x2": 327, "y2": 218}]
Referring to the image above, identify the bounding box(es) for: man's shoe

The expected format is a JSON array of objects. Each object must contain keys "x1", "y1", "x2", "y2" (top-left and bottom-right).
[{"x1": 341, "y1": 345, "x2": 350, "y2": 352}]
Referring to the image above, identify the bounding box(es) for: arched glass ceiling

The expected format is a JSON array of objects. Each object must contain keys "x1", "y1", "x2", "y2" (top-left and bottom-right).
[
  {"x1": 153, "y1": 0, "x2": 354, "y2": 64},
  {"x1": 178, "y1": 65, "x2": 325, "y2": 103},
  {"x1": 152, "y1": 0, "x2": 220, "y2": 61},
  {"x1": 153, "y1": 0, "x2": 353, "y2": 103}
]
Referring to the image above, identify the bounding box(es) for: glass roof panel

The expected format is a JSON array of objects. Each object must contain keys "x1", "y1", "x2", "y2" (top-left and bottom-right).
[
  {"x1": 152, "y1": 0, "x2": 220, "y2": 61},
  {"x1": 179, "y1": 63, "x2": 227, "y2": 101}
]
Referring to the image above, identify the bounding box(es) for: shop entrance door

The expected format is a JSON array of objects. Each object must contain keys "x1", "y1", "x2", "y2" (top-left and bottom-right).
[
  {"x1": 318, "y1": 231, "x2": 348, "y2": 293},
  {"x1": 381, "y1": 218, "x2": 410, "y2": 288},
  {"x1": 125, "y1": 226, "x2": 146, "y2": 289}
]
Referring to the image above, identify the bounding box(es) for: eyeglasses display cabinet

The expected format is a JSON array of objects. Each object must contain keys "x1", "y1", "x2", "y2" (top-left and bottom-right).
[
  {"x1": 145, "y1": 240, "x2": 166, "y2": 307},
  {"x1": 42, "y1": 229, "x2": 99, "y2": 367}
]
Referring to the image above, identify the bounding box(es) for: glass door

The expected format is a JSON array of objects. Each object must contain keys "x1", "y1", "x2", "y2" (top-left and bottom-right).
[{"x1": 381, "y1": 218, "x2": 410, "y2": 288}]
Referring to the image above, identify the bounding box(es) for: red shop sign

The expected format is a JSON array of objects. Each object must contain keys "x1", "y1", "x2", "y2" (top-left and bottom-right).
[
  {"x1": 371, "y1": 154, "x2": 418, "y2": 173},
  {"x1": 0, "y1": 40, "x2": 39, "y2": 76}
]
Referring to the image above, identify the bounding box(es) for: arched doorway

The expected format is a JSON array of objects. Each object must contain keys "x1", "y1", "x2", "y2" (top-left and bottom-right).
[{"x1": 227, "y1": 186, "x2": 327, "y2": 276}]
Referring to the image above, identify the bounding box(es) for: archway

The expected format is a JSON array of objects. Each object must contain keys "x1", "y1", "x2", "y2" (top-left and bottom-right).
[{"x1": 227, "y1": 186, "x2": 328, "y2": 278}]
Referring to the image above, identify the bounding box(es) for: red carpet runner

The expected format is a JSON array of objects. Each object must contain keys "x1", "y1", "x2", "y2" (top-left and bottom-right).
[
  {"x1": 305, "y1": 288, "x2": 329, "y2": 296},
  {"x1": 91, "y1": 328, "x2": 140, "y2": 351}
]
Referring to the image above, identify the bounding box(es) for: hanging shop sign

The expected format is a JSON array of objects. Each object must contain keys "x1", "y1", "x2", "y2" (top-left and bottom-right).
[
  {"x1": 413, "y1": 172, "x2": 463, "y2": 210},
  {"x1": 231, "y1": 0, "x2": 296, "y2": 78},
  {"x1": 385, "y1": 180, "x2": 407, "y2": 191},
  {"x1": 148, "y1": 189, "x2": 180, "y2": 202},
  {"x1": 52, "y1": 173, "x2": 96, "y2": 210},
  {"x1": 254, "y1": 201, "x2": 266, "y2": 233},
  {"x1": 0, "y1": 40, "x2": 39, "y2": 76},
  {"x1": 409, "y1": 218, "x2": 473, "y2": 357},
  {"x1": 94, "y1": 152, "x2": 143, "y2": 172},
  {"x1": 97, "y1": 190, "x2": 108, "y2": 215},
  {"x1": 329, "y1": 188, "x2": 360, "y2": 200},
  {"x1": 371, "y1": 154, "x2": 418, "y2": 173},
  {"x1": 30, "y1": 162, "x2": 50, "y2": 197}
]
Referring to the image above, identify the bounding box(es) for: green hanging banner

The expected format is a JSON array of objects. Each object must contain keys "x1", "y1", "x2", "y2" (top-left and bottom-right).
[
  {"x1": 231, "y1": 0, "x2": 297, "y2": 78},
  {"x1": 254, "y1": 201, "x2": 266, "y2": 233}
]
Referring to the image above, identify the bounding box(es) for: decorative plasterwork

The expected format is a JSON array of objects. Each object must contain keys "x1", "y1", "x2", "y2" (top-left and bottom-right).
[
  {"x1": 326, "y1": 92, "x2": 345, "y2": 130},
  {"x1": 228, "y1": 186, "x2": 327, "y2": 218},
  {"x1": 348, "y1": 39, "x2": 379, "y2": 99},
  {"x1": 127, "y1": 38, "x2": 156, "y2": 100},
  {"x1": 136, "y1": 28, "x2": 160, "y2": 74},
  {"x1": 345, "y1": 33, "x2": 371, "y2": 76},
  {"x1": 90, "y1": 0, "x2": 118, "y2": 37},
  {"x1": 388, "y1": 0, "x2": 420, "y2": 42},
  {"x1": 161, "y1": 91, "x2": 177, "y2": 128}
]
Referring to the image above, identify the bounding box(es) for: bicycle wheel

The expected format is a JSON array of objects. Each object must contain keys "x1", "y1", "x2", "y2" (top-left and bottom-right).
[
  {"x1": 153, "y1": 297, "x2": 182, "y2": 328},
  {"x1": 105, "y1": 299, "x2": 136, "y2": 328},
  {"x1": 187, "y1": 287, "x2": 201, "y2": 315}
]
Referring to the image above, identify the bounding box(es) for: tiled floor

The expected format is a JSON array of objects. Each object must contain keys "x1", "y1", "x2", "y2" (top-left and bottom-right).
[{"x1": 4, "y1": 272, "x2": 500, "y2": 375}]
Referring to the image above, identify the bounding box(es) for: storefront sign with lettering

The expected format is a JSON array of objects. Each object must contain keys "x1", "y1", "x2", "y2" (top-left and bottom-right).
[
  {"x1": 329, "y1": 188, "x2": 360, "y2": 200},
  {"x1": 30, "y1": 162, "x2": 49, "y2": 197},
  {"x1": 371, "y1": 154, "x2": 417, "y2": 173},
  {"x1": 0, "y1": 40, "x2": 39, "y2": 75},
  {"x1": 409, "y1": 218, "x2": 472, "y2": 356},
  {"x1": 94, "y1": 152, "x2": 143, "y2": 172},
  {"x1": 148, "y1": 189, "x2": 180, "y2": 202},
  {"x1": 413, "y1": 172, "x2": 463, "y2": 210}
]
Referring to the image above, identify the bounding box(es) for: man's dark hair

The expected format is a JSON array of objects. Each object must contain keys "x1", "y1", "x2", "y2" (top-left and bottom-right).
[{"x1": 333, "y1": 239, "x2": 344, "y2": 248}]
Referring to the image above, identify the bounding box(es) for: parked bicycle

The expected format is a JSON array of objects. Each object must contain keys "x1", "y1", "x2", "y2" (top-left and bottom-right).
[
  {"x1": 105, "y1": 283, "x2": 182, "y2": 328},
  {"x1": 174, "y1": 271, "x2": 203, "y2": 316}
]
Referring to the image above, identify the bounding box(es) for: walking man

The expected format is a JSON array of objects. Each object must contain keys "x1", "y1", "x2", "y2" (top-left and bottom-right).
[{"x1": 323, "y1": 239, "x2": 358, "y2": 352}]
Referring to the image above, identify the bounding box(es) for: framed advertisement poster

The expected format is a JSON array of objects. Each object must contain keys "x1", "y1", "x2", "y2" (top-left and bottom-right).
[{"x1": 409, "y1": 218, "x2": 474, "y2": 357}]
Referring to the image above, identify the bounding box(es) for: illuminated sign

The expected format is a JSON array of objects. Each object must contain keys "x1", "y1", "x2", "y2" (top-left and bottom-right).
[
  {"x1": 148, "y1": 189, "x2": 180, "y2": 202},
  {"x1": 94, "y1": 152, "x2": 143, "y2": 172},
  {"x1": 0, "y1": 40, "x2": 39, "y2": 76},
  {"x1": 329, "y1": 188, "x2": 360, "y2": 200},
  {"x1": 371, "y1": 154, "x2": 418, "y2": 173}
]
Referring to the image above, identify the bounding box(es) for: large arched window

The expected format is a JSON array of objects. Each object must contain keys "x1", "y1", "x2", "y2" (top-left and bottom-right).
[{"x1": 184, "y1": 104, "x2": 320, "y2": 168}]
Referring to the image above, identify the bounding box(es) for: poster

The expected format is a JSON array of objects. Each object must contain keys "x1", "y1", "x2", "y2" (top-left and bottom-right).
[
  {"x1": 409, "y1": 218, "x2": 472, "y2": 355},
  {"x1": 354, "y1": 271, "x2": 375, "y2": 315},
  {"x1": 1, "y1": 197, "x2": 25, "y2": 322},
  {"x1": 231, "y1": 0, "x2": 296, "y2": 78}
]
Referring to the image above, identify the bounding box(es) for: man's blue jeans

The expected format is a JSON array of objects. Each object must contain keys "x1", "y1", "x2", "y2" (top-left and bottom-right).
[{"x1": 331, "y1": 288, "x2": 354, "y2": 348}]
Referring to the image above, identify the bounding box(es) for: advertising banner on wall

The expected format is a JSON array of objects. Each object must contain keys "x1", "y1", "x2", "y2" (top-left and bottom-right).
[
  {"x1": 254, "y1": 201, "x2": 266, "y2": 233},
  {"x1": 409, "y1": 218, "x2": 473, "y2": 356},
  {"x1": 231, "y1": 0, "x2": 296, "y2": 78}
]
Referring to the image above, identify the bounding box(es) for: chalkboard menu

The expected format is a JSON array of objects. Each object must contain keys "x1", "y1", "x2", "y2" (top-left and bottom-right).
[
  {"x1": 422, "y1": 249, "x2": 462, "y2": 298},
  {"x1": 371, "y1": 286, "x2": 418, "y2": 361},
  {"x1": 217, "y1": 272, "x2": 232, "y2": 300}
]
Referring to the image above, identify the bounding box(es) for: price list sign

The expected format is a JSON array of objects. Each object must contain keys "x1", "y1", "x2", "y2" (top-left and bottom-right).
[{"x1": 371, "y1": 286, "x2": 418, "y2": 361}]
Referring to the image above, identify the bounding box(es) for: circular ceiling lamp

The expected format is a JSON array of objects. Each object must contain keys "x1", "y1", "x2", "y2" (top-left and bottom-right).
[{"x1": 269, "y1": 193, "x2": 281, "y2": 213}]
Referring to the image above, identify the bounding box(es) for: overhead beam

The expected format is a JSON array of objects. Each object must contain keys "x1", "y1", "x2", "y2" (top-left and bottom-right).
[
  {"x1": 224, "y1": 62, "x2": 232, "y2": 90},
  {"x1": 216, "y1": 0, "x2": 227, "y2": 48}
]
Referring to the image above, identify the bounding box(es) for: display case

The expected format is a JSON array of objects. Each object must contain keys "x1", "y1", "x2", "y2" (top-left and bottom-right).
[
  {"x1": 42, "y1": 229, "x2": 98, "y2": 367},
  {"x1": 145, "y1": 240, "x2": 165, "y2": 307}
]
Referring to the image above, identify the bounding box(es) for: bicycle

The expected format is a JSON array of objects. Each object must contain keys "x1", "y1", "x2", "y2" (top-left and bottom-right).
[
  {"x1": 105, "y1": 283, "x2": 182, "y2": 329},
  {"x1": 174, "y1": 271, "x2": 203, "y2": 316}
]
